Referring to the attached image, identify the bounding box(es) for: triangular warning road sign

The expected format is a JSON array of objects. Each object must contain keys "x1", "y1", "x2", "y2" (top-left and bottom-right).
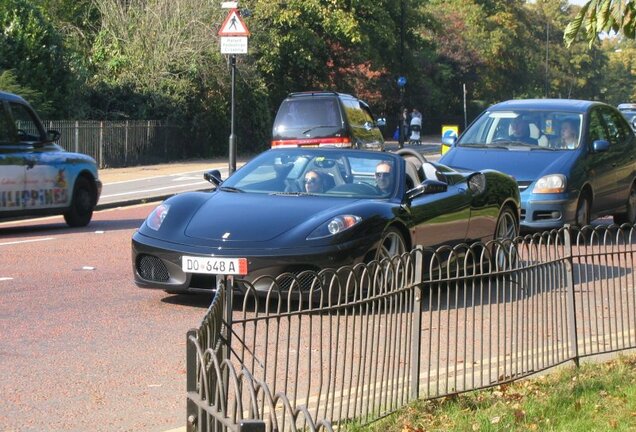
[{"x1": 218, "y1": 9, "x2": 250, "y2": 37}]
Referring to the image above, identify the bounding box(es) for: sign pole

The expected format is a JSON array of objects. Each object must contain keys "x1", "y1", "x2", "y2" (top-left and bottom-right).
[
  {"x1": 218, "y1": 6, "x2": 249, "y2": 175},
  {"x1": 229, "y1": 55, "x2": 237, "y2": 174}
]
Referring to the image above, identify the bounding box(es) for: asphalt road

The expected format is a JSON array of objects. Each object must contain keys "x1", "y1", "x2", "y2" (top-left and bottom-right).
[{"x1": 0, "y1": 203, "x2": 208, "y2": 431}]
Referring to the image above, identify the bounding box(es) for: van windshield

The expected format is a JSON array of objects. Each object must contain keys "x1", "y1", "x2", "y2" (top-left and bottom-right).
[{"x1": 273, "y1": 98, "x2": 342, "y2": 133}]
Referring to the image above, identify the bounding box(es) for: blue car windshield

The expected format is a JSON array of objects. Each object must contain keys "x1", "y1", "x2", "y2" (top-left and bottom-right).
[
  {"x1": 221, "y1": 149, "x2": 399, "y2": 198},
  {"x1": 458, "y1": 110, "x2": 584, "y2": 150}
]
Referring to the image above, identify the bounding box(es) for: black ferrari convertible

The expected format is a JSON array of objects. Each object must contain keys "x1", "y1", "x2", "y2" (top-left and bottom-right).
[{"x1": 132, "y1": 148, "x2": 520, "y2": 294}]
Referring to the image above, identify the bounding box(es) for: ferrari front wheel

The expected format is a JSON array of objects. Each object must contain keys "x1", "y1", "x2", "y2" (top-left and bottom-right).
[{"x1": 376, "y1": 227, "x2": 407, "y2": 261}]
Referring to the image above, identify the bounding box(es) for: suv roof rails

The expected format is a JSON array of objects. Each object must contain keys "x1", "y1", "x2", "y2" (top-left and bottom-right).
[{"x1": 287, "y1": 91, "x2": 353, "y2": 98}]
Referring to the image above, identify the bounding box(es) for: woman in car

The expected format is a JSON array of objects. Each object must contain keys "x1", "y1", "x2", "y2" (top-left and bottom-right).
[{"x1": 559, "y1": 120, "x2": 579, "y2": 149}]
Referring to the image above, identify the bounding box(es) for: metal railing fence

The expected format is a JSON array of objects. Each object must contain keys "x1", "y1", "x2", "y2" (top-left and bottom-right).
[
  {"x1": 42, "y1": 120, "x2": 196, "y2": 168},
  {"x1": 186, "y1": 224, "x2": 636, "y2": 431}
]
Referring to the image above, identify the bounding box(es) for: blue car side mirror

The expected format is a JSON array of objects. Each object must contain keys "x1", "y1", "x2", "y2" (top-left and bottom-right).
[
  {"x1": 441, "y1": 136, "x2": 457, "y2": 146},
  {"x1": 592, "y1": 140, "x2": 609, "y2": 153},
  {"x1": 204, "y1": 169, "x2": 223, "y2": 186}
]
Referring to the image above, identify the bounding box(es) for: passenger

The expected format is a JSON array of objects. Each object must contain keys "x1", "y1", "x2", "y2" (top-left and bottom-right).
[
  {"x1": 559, "y1": 120, "x2": 579, "y2": 149},
  {"x1": 304, "y1": 170, "x2": 324, "y2": 193},
  {"x1": 509, "y1": 117, "x2": 538, "y2": 145},
  {"x1": 375, "y1": 161, "x2": 394, "y2": 194}
]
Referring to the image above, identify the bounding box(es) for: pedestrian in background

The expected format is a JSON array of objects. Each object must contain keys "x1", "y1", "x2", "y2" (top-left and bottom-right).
[{"x1": 400, "y1": 108, "x2": 410, "y2": 148}]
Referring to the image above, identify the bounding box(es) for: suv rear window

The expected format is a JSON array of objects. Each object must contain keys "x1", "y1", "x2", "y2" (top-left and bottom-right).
[{"x1": 273, "y1": 98, "x2": 341, "y2": 130}]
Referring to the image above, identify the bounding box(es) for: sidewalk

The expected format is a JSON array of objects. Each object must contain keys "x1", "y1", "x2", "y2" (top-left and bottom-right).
[{"x1": 98, "y1": 158, "x2": 237, "y2": 184}]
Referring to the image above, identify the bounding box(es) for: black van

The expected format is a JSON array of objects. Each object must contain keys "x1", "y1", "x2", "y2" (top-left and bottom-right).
[{"x1": 271, "y1": 91, "x2": 384, "y2": 150}]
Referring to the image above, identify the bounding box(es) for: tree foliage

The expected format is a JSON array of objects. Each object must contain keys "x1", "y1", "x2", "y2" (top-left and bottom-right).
[
  {"x1": 1, "y1": 0, "x2": 634, "y2": 157},
  {"x1": 564, "y1": 0, "x2": 636, "y2": 47},
  {"x1": 0, "y1": 0, "x2": 73, "y2": 117}
]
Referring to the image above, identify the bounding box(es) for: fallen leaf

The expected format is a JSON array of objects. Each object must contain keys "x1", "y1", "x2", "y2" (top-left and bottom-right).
[
  {"x1": 490, "y1": 416, "x2": 501, "y2": 424},
  {"x1": 514, "y1": 410, "x2": 525, "y2": 422}
]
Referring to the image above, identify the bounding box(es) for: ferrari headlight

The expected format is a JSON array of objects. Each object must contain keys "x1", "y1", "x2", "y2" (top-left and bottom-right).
[
  {"x1": 146, "y1": 203, "x2": 170, "y2": 231},
  {"x1": 532, "y1": 174, "x2": 567, "y2": 194},
  {"x1": 307, "y1": 215, "x2": 362, "y2": 240}
]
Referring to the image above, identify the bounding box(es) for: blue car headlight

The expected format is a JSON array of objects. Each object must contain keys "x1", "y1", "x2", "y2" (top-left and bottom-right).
[
  {"x1": 307, "y1": 215, "x2": 362, "y2": 240},
  {"x1": 146, "y1": 203, "x2": 170, "y2": 231},
  {"x1": 532, "y1": 174, "x2": 567, "y2": 194}
]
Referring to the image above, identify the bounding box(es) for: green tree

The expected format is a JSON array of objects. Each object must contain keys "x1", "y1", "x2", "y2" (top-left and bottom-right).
[
  {"x1": 249, "y1": 0, "x2": 405, "y2": 114},
  {"x1": 0, "y1": 0, "x2": 73, "y2": 116},
  {"x1": 89, "y1": 0, "x2": 270, "y2": 154},
  {"x1": 564, "y1": 0, "x2": 636, "y2": 46},
  {"x1": 599, "y1": 37, "x2": 636, "y2": 103}
]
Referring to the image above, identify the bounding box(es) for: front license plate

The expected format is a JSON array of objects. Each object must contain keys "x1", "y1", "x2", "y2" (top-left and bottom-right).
[{"x1": 182, "y1": 256, "x2": 248, "y2": 275}]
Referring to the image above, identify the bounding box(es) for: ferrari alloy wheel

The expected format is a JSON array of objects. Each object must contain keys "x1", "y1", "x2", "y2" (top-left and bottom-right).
[
  {"x1": 376, "y1": 227, "x2": 407, "y2": 261},
  {"x1": 495, "y1": 206, "x2": 518, "y2": 241},
  {"x1": 493, "y1": 206, "x2": 519, "y2": 270}
]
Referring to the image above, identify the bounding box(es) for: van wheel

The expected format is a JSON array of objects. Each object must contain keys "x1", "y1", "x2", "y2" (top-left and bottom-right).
[
  {"x1": 575, "y1": 194, "x2": 591, "y2": 227},
  {"x1": 64, "y1": 176, "x2": 95, "y2": 227},
  {"x1": 613, "y1": 183, "x2": 636, "y2": 225}
]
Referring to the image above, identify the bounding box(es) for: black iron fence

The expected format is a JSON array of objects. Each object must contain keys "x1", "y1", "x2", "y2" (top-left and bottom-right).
[
  {"x1": 42, "y1": 120, "x2": 199, "y2": 168},
  {"x1": 186, "y1": 224, "x2": 636, "y2": 431}
]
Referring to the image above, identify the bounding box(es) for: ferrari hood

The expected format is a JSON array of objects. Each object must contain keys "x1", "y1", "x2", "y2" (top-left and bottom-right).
[
  {"x1": 440, "y1": 147, "x2": 578, "y2": 182},
  {"x1": 183, "y1": 192, "x2": 357, "y2": 242}
]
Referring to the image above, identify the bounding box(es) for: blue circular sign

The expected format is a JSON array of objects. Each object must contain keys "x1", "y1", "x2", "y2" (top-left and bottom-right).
[
  {"x1": 397, "y1": 76, "x2": 407, "y2": 88},
  {"x1": 443, "y1": 129, "x2": 458, "y2": 138}
]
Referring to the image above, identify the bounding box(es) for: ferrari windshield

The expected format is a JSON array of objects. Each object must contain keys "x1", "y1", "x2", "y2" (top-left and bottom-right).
[
  {"x1": 459, "y1": 110, "x2": 584, "y2": 150},
  {"x1": 221, "y1": 149, "x2": 399, "y2": 198}
]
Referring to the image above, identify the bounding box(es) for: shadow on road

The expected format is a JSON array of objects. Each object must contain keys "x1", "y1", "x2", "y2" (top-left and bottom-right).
[
  {"x1": 0, "y1": 217, "x2": 145, "y2": 237},
  {"x1": 161, "y1": 292, "x2": 215, "y2": 309}
]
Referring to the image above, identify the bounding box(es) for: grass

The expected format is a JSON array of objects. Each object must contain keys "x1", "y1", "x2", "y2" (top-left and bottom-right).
[{"x1": 354, "y1": 355, "x2": 636, "y2": 432}]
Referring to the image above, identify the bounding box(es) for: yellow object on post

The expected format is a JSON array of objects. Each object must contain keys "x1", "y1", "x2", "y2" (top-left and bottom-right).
[{"x1": 441, "y1": 125, "x2": 459, "y2": 155}]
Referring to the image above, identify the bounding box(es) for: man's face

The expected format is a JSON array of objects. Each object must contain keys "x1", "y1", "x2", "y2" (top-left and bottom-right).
[
  {"x1": 375, "y1": 163, "x2": 393, "y2": 192},
  {"x1": 511, "y1": 119, "x2": 525, "y2": 136}
]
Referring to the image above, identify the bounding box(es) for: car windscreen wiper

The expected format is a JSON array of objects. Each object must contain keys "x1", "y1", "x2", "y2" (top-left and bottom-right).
[
  {"x1": 301, "y1": 125, "x2": 337, "y2": 134},
  {"x1": 529, "y1": 146, "x2": 555, "y2": 151},
  {"x1": 459, "y1": 143, "x2": 510, "y2": 150},
  {"x1": 270, "y1": 191, "x2": 315, "y2": 196},
  {"x1": 219, "y1": 186, "x2": 244, "y2": 193}
]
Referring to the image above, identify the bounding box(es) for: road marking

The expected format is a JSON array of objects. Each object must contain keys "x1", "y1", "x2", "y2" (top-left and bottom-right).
[
  {"x1": 104, "y1": 170, "x2": 214, "y2": 185},
  {"x1": 0, "y1": 237, "x2": 54, "y2": 246},
  {"x1": 173, "y1": 176, "x2": 203, "y2": 181},
  {"x1": 0, "y1": 277, "x2": 14, "y2": 281},
  {"x1": 101, "y1": 181, "x2": 208, "y2": 198}
]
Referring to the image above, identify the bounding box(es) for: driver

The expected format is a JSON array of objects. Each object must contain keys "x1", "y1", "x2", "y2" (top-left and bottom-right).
[
  {"x1": 509, "y1": 117, "x2": 538, "y2": 145},
  {"x1": 304, "y1": 170, "x2": 324, "y2": 193},
  {"x1": 375, "y1": 161, "x2": 394, "y2": 194}
]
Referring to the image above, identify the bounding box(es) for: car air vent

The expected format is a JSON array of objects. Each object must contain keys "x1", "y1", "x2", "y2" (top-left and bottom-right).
[
  {"x1": 276, "y1": 267, "x2": 322, "y2": 293},
  {"x1": 137, "y1": 254, "x2": 170, "y2": 282},
  {"x1": 517, "y1": 181, "x2": 532, "y2": 192}
]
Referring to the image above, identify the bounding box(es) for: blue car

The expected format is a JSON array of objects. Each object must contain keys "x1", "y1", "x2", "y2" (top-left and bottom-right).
[
  {"x1": 0, "y1": 91, "x2": 101, "y2": 227},
  {"x1": 440, "y1": 99, "x2": 636, "y2": 230}
]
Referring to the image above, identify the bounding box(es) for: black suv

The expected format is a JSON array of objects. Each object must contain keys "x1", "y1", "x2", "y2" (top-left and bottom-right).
[{"x1": 271, "y1": 91, "x2": 384, "y2": 150}]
